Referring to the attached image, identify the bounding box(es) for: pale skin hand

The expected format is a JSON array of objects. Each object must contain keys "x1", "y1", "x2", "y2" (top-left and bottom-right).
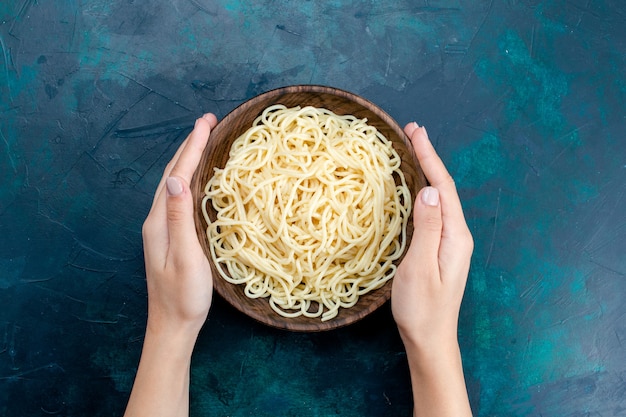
[
  {"x1": 124, "y1": 113, "x2": 217, "y2": 417},
  {"x1": 124, "y1": 115, "x2": 472, "y2": 417},
  {"x1": 393, "y1": 123, "x2": 474, "y2": 417}
]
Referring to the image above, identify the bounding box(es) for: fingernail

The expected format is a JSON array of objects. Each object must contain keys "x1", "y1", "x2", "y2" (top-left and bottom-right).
[
  {"x1": 194, "y1": 118, "x2": 200, "y2": 128},
  {"x1": 412, "y1": 121, "x2": 420, "y2": 129},
  {"x1": 166, "y1": 177, "x2": 183, "y2": 196},
  {"x1": 422, "y1": 126, "x2": 428, "y2": 136},
  {"x1": 202, "y1": 113, "x2": 212, "y2": 121},
  {"x1": 421, "y1": 186, "x2": 439, "y2": 206}
]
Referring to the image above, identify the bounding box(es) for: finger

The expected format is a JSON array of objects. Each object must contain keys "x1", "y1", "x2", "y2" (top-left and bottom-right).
[
  {"x1": 164, "y1": 175, "x2": 201, "y2": 261},
  {"x1": 409, "y1": 126, "x2": 474, "y2": 283},
  {"x1": 404, "y1": 186, "x2": 443, "y2": 273},
  {"x1": 163, "y1": 115, "x2": 214, "y2": 260},
  {"x1": 151, "y1": 140, "x2": 188, "y2": 209},
  {"x1": 409, "y1": 126, "x2": 454, "y2": 188},
  {"x1": 409, "y1": 126, "x2": 468, "y2": 233},
  {"x1": 151, "y1": 113, "x2": 218, "y2": 207},
  {"x1": 144, "y1": 113, "x2": 216, "y2": 258},
  {"x1": 169, "y1": 116, "x2": 213, "y2": 186},
  {"x1": 403, "y1": 121, "x2": 419, "y2": 139},
  {"x1": 201, "y1": 112, "x2": 218, "y2": 129}
]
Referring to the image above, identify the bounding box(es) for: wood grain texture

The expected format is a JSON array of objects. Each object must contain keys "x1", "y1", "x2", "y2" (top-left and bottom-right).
[{"x1": 191, "y1": 85, "x2": 426, "y2": 331}]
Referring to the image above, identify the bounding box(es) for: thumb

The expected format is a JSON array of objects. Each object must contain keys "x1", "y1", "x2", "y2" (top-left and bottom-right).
[
  {"x1": 406, "y1": 186, "x2": 443, "y2": 264},
  {"x1": 165, "y1": 176, "x2": 198, "y2": 255}
]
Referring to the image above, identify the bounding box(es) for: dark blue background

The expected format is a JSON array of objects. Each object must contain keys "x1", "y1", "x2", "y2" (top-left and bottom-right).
[{"x1": 1, "y1": 1, "x2": 625, "y2": 416}]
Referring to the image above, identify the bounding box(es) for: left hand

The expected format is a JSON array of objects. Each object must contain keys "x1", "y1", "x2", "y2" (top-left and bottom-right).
[{"x1": 141, "y1": 113, "x2": 218, "y2": 336}]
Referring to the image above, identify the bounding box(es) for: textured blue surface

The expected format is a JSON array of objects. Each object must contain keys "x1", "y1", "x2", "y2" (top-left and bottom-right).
[{"x1": 1, "y1": 1, "x2": 625, "y2": 416}]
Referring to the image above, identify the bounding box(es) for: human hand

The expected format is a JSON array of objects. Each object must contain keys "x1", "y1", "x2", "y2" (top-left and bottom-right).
[
  {"x1": 392, "y1": 123, "x2": 474, "y2": 417},
  {"x1": 142, "y1": 113, "x2": 218, "y2": 337},
  {"x1": 124, "y1": 114, "x2": 218, "y2": 417},
  {"x1": 392, "y1": 122, "x2": 473, "y2": 351}
]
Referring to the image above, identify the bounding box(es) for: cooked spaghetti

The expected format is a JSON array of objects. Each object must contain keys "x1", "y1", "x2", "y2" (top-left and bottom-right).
[{"x1": 202, "y1": 105, "x2": 411, "y2": 321}]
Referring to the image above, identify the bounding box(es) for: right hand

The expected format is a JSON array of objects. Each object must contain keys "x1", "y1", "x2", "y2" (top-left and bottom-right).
[{"x1": 392, "y1": 123, "x2": 474, "y2": 350}]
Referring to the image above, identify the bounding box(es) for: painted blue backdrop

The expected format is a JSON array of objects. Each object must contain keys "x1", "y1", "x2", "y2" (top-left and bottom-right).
[{"x1": 1, "y1": 1, "x2": 625, "y2": 416}]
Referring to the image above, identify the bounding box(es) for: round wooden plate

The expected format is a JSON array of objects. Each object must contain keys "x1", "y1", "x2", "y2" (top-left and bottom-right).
[{"x1": 191, "y1": 85, "x2": 426, "y2": 332}]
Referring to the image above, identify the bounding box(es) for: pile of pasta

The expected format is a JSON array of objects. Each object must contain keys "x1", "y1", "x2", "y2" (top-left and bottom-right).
[{"x1": 202, "y1": 105, "x2": 411, "y2": 321}]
